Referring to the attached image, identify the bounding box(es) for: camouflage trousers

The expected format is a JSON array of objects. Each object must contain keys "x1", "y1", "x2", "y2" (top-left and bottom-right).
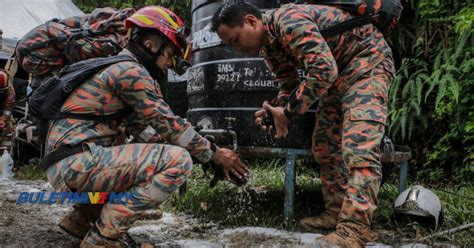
[
  {"x1": 0, "y1": 116, "x2": 15, "y2": 150},
  {"x1": 312, "y1": 59, "x2": 394, "y2": 227},
  {"x1": 47, "y1": 142, "x2": 193, "y2": 238}
]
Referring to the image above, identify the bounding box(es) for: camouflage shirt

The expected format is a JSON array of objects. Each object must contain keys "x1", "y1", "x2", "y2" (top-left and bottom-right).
[
  {"x1": 46, "y1": 49, "x2": 214, "y2": 163},
  {"x1": 261, "y1": 4, "x2": 395, "y2": 114}
]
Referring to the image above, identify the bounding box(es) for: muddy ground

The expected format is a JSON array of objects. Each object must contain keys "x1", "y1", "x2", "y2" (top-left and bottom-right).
[
  {"x1": 0, "y1": 179, "x2": 80, "y2": 247},
  {"x1": 0, "y1": 178, "x2": 453, "y2": 247}
]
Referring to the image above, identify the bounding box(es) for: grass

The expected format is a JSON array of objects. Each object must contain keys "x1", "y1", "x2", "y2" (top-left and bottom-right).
[
  {"x1": 164, "y1": 159, "x2": 323, "y2": 230},
  {"x1": 13, "y1": 164, "x2": 47, "y2": 181},
  {"x1": 165, "y1": 160, "x2": 474, "y2": 247}
]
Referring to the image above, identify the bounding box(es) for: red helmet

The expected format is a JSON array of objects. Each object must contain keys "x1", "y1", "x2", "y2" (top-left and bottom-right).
[
  {"x1": 0, "y1": 71, "x2": 9, "y2": 91},
  {"x1": 124, "y1": 6, "x2": 191, "y2": 59}
]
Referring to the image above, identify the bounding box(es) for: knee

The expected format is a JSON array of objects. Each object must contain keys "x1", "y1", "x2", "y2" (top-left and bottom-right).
[
  {"x1": 176, "y1": 147, "x2": 193, "y2": 173},
  {"x1": 180, "y1": 152, "x2": 193, "y2": 177},
  {"x1": 312, "y1": 143, "x2": 335, "y2": 165},
  {"x1": 46, "y1": 163, "x2": 69, "y2": 191},
  {"x1": 312, "y1": 145, "x2": 323, "y2": 158},
  {"x1": 164, "y1": 145, "x2": 193, "y2": 176}
]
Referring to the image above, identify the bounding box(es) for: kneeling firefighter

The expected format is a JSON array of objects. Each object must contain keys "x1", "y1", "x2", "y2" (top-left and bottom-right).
[
  {"x1": 0, "y1": 70, "x2": 15, "y2": 153},
  {"x1": 40, "y1": 6, "x2": 248, "y2": 247}
]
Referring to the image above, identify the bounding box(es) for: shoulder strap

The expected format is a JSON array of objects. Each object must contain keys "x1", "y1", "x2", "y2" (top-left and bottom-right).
[
  {"x1": 56, "y1": 54, "x2": 135, "y2": 115},
  {"x1": 57, "y1": 111, "x2": 128, "y2": 122},
  {"x1": 59, "y1": 54, "x2": 134, "y2": 78},
  {"x1": 320, "y1": 15, "x2": 374, "y2": 38},
  {"x1": 58, "y1": 54, "x2": 134, "y2": 94},
  {"x1": 37, "y1": 54, "x2": 134, "y2": 120},
  {"x1": 35, "y1": 55, "x2": 134, "y2": 148}
]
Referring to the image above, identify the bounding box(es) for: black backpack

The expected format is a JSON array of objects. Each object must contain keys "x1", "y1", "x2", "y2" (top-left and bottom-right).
[
  {"x1": 28, "y1": 54, "x2": 134, "y2": 148},
  {"x1": 29, "y1": 54, "x2": 133, "y2": 120},
  {"x1": 312, "y1": 0, "x2": 403, "y2": 37}
]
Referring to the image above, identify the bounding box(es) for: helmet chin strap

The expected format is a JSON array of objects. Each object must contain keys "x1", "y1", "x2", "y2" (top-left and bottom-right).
[
  {"x1": 127, "y1": 39, "x2": 166, "y2": 82},
  {"x1": 142, "y1": 42, "x2": 166, "y2": 65}
]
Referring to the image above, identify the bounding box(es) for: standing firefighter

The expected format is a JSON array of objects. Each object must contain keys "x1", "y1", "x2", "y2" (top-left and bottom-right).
[
  {"x1": 0, "y1": 70, "x2": 15, "y2": 152},
  {"x1": 43, "y1": 6, "x2": 248, "y2": 247},
  {"x1": 212, "y1": 2, "x2": 395, "y2": 247}
]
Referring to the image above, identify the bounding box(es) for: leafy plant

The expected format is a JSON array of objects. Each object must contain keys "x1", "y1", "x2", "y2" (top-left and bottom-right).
[
  {"x1": 73, "y1": 0, "x2": 192, "y2": 24},
  {"x1": 387, "y1": 0, "x2": 473, "y2": 182}
]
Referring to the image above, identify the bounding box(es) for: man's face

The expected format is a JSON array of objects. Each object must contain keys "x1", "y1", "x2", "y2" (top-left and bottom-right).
[
  {"x1": 216, "y1": 14, "x2": 265, "y2": 55},
  {"x1": 156, "y1": 45, "x2": 176, "y2": 72},
  {"x1": 144, "y1": 35, "x2": 177, "y2": 72}
]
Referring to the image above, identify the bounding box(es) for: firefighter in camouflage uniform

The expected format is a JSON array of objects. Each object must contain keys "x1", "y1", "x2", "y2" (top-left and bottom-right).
[
  {"x1": 0, "y1": 70, "x2": 15, "y2": 153},
  {"x1": 212, "y1": 2, "x2": 395, "y2": 247},
  {"x1": 43, "y1": 6, "x2": 248, "y2": 247}
]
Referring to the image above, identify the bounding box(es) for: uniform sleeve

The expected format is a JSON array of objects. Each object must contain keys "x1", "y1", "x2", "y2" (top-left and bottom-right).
[
  {"x1": 111, "y1": 63, "x2": 213, "y2": 163},
  {"x1": 1, "y1": 85, "x2": 15, "y2": 112},
  {"x1": 264, "y1": 56, "x2": 299, "y2": 107},
  {"x1": 276, "y1": 7, "x2": 338, "y2": 114}
]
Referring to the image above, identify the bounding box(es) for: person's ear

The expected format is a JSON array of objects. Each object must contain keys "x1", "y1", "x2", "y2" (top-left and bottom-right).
[
  {"x1": 143, "y1": 39, "x2": 154, "y2": 50},
  {"x1": 244, "y1": 14, "x2": 258, "y2": 28}
]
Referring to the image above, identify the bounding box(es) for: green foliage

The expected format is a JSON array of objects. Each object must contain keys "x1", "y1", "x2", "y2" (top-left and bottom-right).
[
  {"x1": 389, "y1": 29, "x2": 472, "y2": 140},
  {"x1": 374, "y1": 183, "x2": 399, "y2": 224},
  {"x1": 388, "y1": 56, "x2": 430, "y2": 141},
  {"x1": 14, "y1": 165, "x2": 47, "y2": 181},
  {"x1": 73, "y1": 0, "x2": 192, "y2": 25},
  {"x1": 436, "y1": 186, "x2": 474, "y2": 225},
  {"x1": 451, "y1": 6, "x2": 474, "y2": 33},
  {"x1": 418, "y1": 0, "x2": 445, "y2": 18},
  {"x1": 388, "y1": 0, "x2": 473, "y2": 183}
]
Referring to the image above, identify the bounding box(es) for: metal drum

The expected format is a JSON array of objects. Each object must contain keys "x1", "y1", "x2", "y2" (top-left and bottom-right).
[{"x1": 188, "y1": 0, "x2": 314, "y2": 151}]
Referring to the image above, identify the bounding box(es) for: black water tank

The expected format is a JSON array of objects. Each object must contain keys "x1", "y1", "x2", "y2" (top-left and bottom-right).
[
  {"x1": 166, "y1": 71, "x2": 188, "y2": 118},
  {"x1": 188, "y1": 0, "x2": 315, "y2": 149}
]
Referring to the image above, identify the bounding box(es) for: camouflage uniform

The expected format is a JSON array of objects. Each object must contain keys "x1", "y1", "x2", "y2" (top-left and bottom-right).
[
  {"x1": 261, "y1": 4, "x2": 395, "y2": 231},
  {"x1": 46, "y1": 49, "x2": 214, "y2": 238},
  {"x1": 0, "y1": 83, "x2": 15, "y2": 150}
]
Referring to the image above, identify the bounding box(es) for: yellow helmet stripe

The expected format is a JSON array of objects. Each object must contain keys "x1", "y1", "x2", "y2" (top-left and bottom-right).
[
  {"x1": 153, "y1": 7, "x2": 179, "y2": 29},
  {"x1": 134, "y1": 15, "x2": 155, "y2": 26},
  {"x1": 183, "y1": 45, "x2": 190, "y2": 59}
]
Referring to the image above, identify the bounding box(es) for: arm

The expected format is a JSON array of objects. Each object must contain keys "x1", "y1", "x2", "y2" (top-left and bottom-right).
[
  {"x1": 264, "y1": 56, "x2": 299, "y2": 107},
  {"x1": 276, "y1": 7, "x2": 338, "y2": 115},
  {"x1": 111, "y1": 63, "x2": 213, "y2": 163},
  {"x1": 2, "y1": 85, "x2": 15, "y2": 113},
  {"x1": 0, "y1": 85, "x2": 14, "y2": 129}
]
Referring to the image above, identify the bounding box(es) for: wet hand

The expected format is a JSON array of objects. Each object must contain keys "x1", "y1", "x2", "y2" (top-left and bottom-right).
[
  {"x1": 261, "y1": 101, "x2": 289, "y2": 139},
  {"x1": 213, "y1": 147, "x2": 249, "y2": 181},
  {"x1": 254, "y1": 108, "x2": 273, "y2": 132}
]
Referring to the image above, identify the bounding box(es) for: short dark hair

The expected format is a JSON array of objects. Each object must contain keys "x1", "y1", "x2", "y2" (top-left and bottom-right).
[
  {"x1": 211, "y1": 0, "x2": 262, "y2": 32},
  {"x1": 129, "y1": 27, "x2": 169, "y2": 46}
]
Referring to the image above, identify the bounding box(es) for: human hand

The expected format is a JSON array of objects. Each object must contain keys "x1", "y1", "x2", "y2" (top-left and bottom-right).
[
  {"x1": 256, "y1": 101, "x2": 290, "y2": 139},
  {"x1": 255, "y1": 107, "x2": 273, "y2": 132},
  {"x1": 213, "y1": 147, "x2": 249, "y2": 182}
]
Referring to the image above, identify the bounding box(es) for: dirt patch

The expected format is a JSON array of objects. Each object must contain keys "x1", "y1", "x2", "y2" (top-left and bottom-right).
[{"x1": 0, "y1": 179, "x2": 80, "y2": 247}]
